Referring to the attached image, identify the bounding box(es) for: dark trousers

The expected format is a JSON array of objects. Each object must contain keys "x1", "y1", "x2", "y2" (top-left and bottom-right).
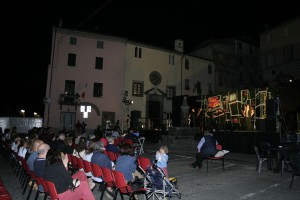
[{"x1": 193, "y1": 152, "x2": 206, "y2": 168}]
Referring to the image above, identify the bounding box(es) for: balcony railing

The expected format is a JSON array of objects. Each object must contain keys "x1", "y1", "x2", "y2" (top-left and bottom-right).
[{"x1": 58, "y1": 93, "x2": 81, "y2": 110}]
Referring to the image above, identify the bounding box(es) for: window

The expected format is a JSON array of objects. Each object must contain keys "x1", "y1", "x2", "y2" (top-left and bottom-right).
[
  {"x1": 166, "y1": 86, "x2": 176, "y2": 99},
  {"x1": 267, "y1": 51, "x2": 275, "y2": 67},
  {"x1": 132, "y1": 81, "x2": 144, "y2": 97},
  {"x1": 185, "y1": 59, "x2": 189, "y2": 69},
  {"x1": 63, "y1": 80, "x2": 75, "y2": 105},
  {"x1": 284, "y1": 46, "x2": 294, "y2": 63},
  {"x1": 97, "y1": 41, "x2": 104, "y2": 49},
  {"x1": 208, "y1": 64, "x2": 212, "y2": 74},
  {"x1": 67, "y1": 53, "x2": 76, "y2": 66},
  {"x1": 134, "y1": 47, "x2": 142, "y2": 58},
  {"x1": 239, "y1": 57, "x2": 243, "y2": 65},
  {"x1": 196, "y1": 81, "x2": 201, "y2": 94},
  {"x1": 95, "y1": 57, "x2": 103, "y2": 69},
  {"x1": 208, "y1": 83, "x2": 212, "y2": 94},
  {"x1": 70, "y1": 37, "x2": 77, "y2": 45},
  {"x1": 185, "y1": 79, "x2": 190, "y2": 90},
  {"x1": 93, "y1": 82, "x2": 103, "y2": 97},
  {"x1": 64, "y1": 80, "x2": 75, "y2": 96},
  {"x1": 169, "y1": 54, "x2": 174, "y2": 65}
]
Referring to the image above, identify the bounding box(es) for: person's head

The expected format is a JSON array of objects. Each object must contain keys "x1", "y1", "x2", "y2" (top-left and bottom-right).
[
  {"x1": 37, "y1": 143, "x2": 50, "y2": 158},
  {"x1": 94, "y1": 141, "x2": 105, "y2": 152},
  {"x1": 119, "y1": 143, "x2": 133, "y2": 155},
  {"x1": 86, "y1": 138, "x2": 97, "y2": 154},
  {"x1": 204, "y1": 130, "x2": 213, "y2": 136},
  {"x1": 58, "y1": 133, "x2": 65, "y2": 141},
  {"x1": 14, "y1": 137, "x2": 21, "y2": 144},
  {"x1": 106, "y1": 136, "x2": 114, "y2": 144},
  {"x1": 33, "y1": 139, "x2": 44, "y2": 152},
  {"x1": 75, "y1": 139, "x2": 87, "y2": 152},
  {"x1": 45, "y1": 148, "x2": 64, "y2": 165},
  {"x1": 20, "y1": 138, "x2": 28, "y2": 147},
  {"x1": 64, "y1": 137, "x2": 72, "y2": 146},
  {"x1": 159, "y1": 146, "x2": 168, "y2": 154}
]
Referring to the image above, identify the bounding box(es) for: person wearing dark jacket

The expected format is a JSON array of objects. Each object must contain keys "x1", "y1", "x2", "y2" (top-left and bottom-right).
[
  {"x1": 43, "y1": 148, "x2": 95, "y2": 199},
  {"x1": 192, "y1": 131, "x2": 218, "y2": 169}
]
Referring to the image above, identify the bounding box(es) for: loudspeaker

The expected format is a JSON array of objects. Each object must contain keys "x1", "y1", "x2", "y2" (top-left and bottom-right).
[
  {"x1": 266, "y1": 99, "x2": 276, "y2": 119},
  {"x1": 256, "y1": 118, "x2": 276, "y2": 133},
  {"x1": 130, "y1": 110, "x2": 141, "y2": 130}
]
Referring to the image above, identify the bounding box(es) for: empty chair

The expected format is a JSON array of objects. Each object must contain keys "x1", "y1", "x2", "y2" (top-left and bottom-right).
[{"x1": 254, "y1": 146, "x2": 275, "y2": 173}]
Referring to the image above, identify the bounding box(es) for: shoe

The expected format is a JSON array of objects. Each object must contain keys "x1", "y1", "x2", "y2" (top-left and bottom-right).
[
  {"x1": 105, "y1": 190, "x2": 114, "y2": 200},
  {"x1": 223, "y1": 150, "x2": 230, "y2": 155},
  {"x1": 89, "y1": 181, "x2": 96, "y2": 190},
  {"x1": 72, "y1": 179, "x2": 80, "y2": 188},
  {"x1": 191, "y1": 163, "x2": 197, "y2": 168}
]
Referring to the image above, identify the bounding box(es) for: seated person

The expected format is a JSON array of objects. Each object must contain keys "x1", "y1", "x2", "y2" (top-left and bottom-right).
[
  {"x1": 43, "y1": 148, "x2": 95, "y2": 200},
  {"x1": 192, "y1": 130, "x2": 218, "y2": 169},
  {"x1": 115, "y1": 143, "x2": 143, "y2": 189},
  {"x1": 105, "y1": 136, "x2": 120, "y2": 153}
]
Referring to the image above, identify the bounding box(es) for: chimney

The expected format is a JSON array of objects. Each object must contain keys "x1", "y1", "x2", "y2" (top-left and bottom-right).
[{"x1": 175, "y1": 39, "x2": 184, "y2": 53}]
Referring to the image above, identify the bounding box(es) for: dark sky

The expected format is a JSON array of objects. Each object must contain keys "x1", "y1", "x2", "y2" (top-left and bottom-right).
[{"x1": 2, "y1": 0, "x2": 299, "y2": 117}]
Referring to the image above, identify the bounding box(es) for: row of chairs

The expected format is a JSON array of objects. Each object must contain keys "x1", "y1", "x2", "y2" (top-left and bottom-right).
[
  {"x1": 69, "y1": 153, "x2": 150, "y2": 200},
  {"x1": 1, "y1": 141, "x2": 50, "y2": 200}
]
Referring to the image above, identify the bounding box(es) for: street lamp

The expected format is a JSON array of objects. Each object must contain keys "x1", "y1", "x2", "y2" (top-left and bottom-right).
[{"x1": 20, "y1": 110, "x2": 25, "y2": 117}]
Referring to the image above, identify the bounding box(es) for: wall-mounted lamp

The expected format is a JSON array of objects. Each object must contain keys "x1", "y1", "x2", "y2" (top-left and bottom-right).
[{"x1": 122, "y1": 98, "x2": 133, "y2": 105}]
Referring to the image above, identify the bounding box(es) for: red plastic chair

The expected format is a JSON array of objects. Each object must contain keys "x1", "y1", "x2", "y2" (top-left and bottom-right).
[
  {"x1": 106, "y1": 151, "x2": 120, "y2": 163},
  {"x1": 75, "y1": 157, "x2": 84, "y2": 171},
  {"x1": 101, "y1": 166, "x2": 116, "y2": 199},
  {"x1": 34, "y1": 176, "x2": 49, "y2": 200},
  {"x1": 113, "y1": 137, "x2": 123, "y2": 146},
  {"x1": 206, "y1": 144, "x2": 225, "y2": 172},
  {"x1": 90, "y1": 163, "x2": 104, "y2": 195},
  {"x1": 0, "y1": 178, "x2": 12, "y2": 200},
  {"x1": 123, "y1": 139, "x2": 134, "y2": 146},
  {"x1": 69, "y1": 154, "x2": 79, "y2": 174},
  {"x1": 137, "y1": 156, "x2": 151, "y2": 175},
  {"x1": 44, "y1": 180, "x2": 59, "y2": 200},
  {"x1": 112, "y1": 170, "x2": 149, "y2": 200},
  {"x1": 82, "y1": 160, "x2": 92, "y2": 176}
]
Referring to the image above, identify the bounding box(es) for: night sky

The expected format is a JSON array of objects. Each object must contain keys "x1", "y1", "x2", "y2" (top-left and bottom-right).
[{"x1": 2, "y1": 0, "x2": 299, "y2": 117}]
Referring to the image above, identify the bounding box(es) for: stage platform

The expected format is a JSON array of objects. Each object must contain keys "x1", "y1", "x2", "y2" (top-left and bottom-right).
[{"x1": 165, "y1": 127, "x2": 281, "y2": 154}]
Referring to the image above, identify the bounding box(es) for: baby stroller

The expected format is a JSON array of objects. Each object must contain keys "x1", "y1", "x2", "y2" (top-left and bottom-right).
[{"x1": 144, "y1": 164, "x2": 181, "y2": 200}]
